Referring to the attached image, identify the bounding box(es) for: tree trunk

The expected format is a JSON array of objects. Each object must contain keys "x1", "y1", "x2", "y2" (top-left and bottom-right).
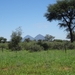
[{"x1": 69, "y1": 28, "x2": 73, "y2": 43}]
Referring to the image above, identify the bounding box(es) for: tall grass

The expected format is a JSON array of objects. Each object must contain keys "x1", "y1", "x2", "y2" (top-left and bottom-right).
[{"x1": 0, "y1": 50, "x2": 75, "y2": 75}]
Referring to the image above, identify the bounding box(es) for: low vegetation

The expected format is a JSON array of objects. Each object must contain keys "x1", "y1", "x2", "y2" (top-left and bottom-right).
[
  {"x1": 1, "y1": 40, "x2": 75, "y2": 52},
  {"x1": 0, "y1": 50, "x2": 75, "y2": 75}
]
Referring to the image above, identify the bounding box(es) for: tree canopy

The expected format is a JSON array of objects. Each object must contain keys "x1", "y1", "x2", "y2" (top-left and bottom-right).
[
  {"x1": 45, "y1": 0, "x2": 75, "y2": 42},
  {"x1": 9, "y1": 27, "x2": 22, "y2": 51},
  {"x1": 0, "y1": 37, "x2": 7, "y2": 43},
  {"x1": 45, "y1": 34, "x2": 55, "y2": 41}
]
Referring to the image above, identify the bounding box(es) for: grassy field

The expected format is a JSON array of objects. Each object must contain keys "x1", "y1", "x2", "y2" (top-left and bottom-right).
[{"x1": 0, "y1": 50, "x2": 75, "y2": 75}]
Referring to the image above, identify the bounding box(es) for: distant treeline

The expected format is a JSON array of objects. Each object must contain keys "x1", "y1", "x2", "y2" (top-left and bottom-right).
[{"x1": 0, "y1": 39, "x2": 75, "y2": 52}]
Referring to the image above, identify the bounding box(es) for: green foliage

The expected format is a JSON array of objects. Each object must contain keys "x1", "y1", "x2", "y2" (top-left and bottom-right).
[
  {"x1": 52, "y1": 42, "x2": 64, "y2": 50},
  {"x1": 41, "y1": 42, "x2": 49, "y2": 50},
  {"x1": 0, "y1": 50, "x2": 75, "y2": 75},
  {"x1": 29, "y1": 44, "x2": 43, "y2": 52},
  {"x1": 67, "y1": 43, "x2": 75, "y2": 49},
  {"x1": 37, "y1": 40, "x2": 50, "y2": 50},
  {"x1": 67, "y1": 31, "x2": 75, "y2": 41},
  {"x1": 0, "y1": 37, "x2": 7, "y2": 43},
  {"x1": 0, "y1": 43, "x2": 8, "y2": 52},
  {"x1": 8, "y1": 38, "x2": 75, "y2": 51},
  {"x1": 20, "y1": 40, "x2": 75, "y2": 51},
  {"x1": 45, "y1": 0, "x2": 75, "y2": 42},
  {"x1": 53, "y1": 39, "x2": 63, "y2": 42},
  {"x1": 24, "y1": 38, "x2": 31, "y2": 42},
  {"x1": 0, "y1": 37, "x2": 7, "y2": 52},
  {"x1": 44, "y1": 34, "x2": 55, "y2": 41},
  {"x1": 8, "y1": 43, "x2": 22, "y2": 51},
  {"x1": 0, "y1": 43, "x2": 5, "y2": 52},
  {"x1": 22, "y1": 41, "x2": 43, "y2": 52},
  {"x1": 37, "y1": 40, "x2": 43, "y2": 46},
  {"x1": 8, "y1": 27, "x2": 22, "y2": 51}
]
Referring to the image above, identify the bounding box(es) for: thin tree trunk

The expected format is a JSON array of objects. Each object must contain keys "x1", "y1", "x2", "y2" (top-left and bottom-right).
[{"x1": 69, "y1": 28, "x2": 73, "y2": 43}]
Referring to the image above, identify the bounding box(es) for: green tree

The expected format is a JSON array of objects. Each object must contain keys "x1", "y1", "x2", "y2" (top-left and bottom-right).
[
  {"x1": 8, "y1": 27, "x2": 22, "y2": 51},
  {"x1": 45, "y1": 34, "x2": 55, "y2": 41},
  {"x1": 2, "y1": 38, "x2": 7, "y2": 43},
  {"x1": 0, "y1": 37, "x2": 3, "y2": 43},
  {"x1": 45, "y1": 0, "x2": 75, "y2": 43},
  {"x1": 0, "y1": 37, "x2": 7, "y2": 52},
  {"x1": 0, "y1": 37, "x2": 7, "y2": 43},
  {"x1": 24, "y1": 38, "x2": 31, "y2": 42},
  {"x1": 66, "y1": 31, "x2": 75, "y2": 41}
]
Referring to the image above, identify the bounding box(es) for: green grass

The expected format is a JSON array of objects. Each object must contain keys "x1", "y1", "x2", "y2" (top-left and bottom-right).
[{"x1": 0, "y1": 50, "x2": 75, "y2": 75}]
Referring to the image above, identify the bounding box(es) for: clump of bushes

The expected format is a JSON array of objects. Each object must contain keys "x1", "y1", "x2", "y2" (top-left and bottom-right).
[
  {"x1": 29, "y1": 44, "x2": 43, "y2": 52},
  {"x1": 52, "y1": 42, "x2": 64, "y2": 50},
  {"x1": 7, "y1": 39, "x2": 75, "y2": 52},
  {"x1": 37, "y1": 41, "x2": 50, "y2": 50},
  {"x1": 8, "y1": 42, "x2": 22, "y2": 51},
  {"x1": 0, "y1": 43, "x2": 8, "y2": 52},
  {"x1": 67, "y1": 43, "x2": 75, "y2": 49},
  {"x1": 22, "y1": 42, "x2": 43, "y2": 52}
]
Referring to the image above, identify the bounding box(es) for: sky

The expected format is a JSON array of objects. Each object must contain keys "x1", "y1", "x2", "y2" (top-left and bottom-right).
[{"x1": 0, "y1": 0, "x2": 67, "y2": 41}]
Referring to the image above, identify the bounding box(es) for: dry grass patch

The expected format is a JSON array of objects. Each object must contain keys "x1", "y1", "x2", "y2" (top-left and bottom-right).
[{"x1": 59, "y1": 66, "x2": 72, "y2": 71}]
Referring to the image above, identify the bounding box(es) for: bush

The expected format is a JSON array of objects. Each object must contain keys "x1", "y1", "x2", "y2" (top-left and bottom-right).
[
  {"x1": 42, "y1": 43, "x2": 49, "y2": 50},
  {"x1": 67, "y1": 43, "x2": 75, "y2": 49},
  {"x1": 52, "y1": 42, "x2": 64, "y2": 50},
  {"x1": 22, "y1": 42, "x2": 30, "y2": 50},
  {"x1": 8, "y1": 42, "x2": 22, "y2": 51},
  {"x1": 28, "y1": 44, "x2": 43, "y2": 52},
  {"x1": 22, "y1": 41, "x2": 43, "y2": 52},
  {"x1": 18, "y1": 41, "x2": 75, "y2": 51},
  {"x1": 0, "y1": 43, "x2": 8, "y2": 52},
  {"x1": 37, "y1": 41, "x2": 50, "y2": 50}
]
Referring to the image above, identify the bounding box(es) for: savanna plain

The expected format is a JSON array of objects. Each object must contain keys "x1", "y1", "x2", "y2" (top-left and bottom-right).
[{"x1": 0, "y1": 50, "x2": 75, "y2": 75}]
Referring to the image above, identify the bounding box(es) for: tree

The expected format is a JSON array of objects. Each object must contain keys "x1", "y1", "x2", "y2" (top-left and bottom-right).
[
  {"x1": 0, "y1": 37, "x2": 7, "y2": 43},
  {"x1": 3, "y1": 38, "x2": 7, "y2": 43},
  {"x1": 0, "y1": 37, "x2": 7, "y2": 52},
  {"x1": 45, "y1": 34, "x2": 55, "y2": 41},
  {"x1": 24, "y1": 38, "x2": 31, "y2": 42},
  {"x1": 8, "y1": 27, "x2": 22, "y2": 51},
  {"x1": 66, "y1": 31, "x2": 75, "y2": 41},
  {"x1": 0, "y1": 37, "x2": 3, "y2": 43},
  {"x1": 45, "y1": 0, "x2": 75, "y2": 43}
]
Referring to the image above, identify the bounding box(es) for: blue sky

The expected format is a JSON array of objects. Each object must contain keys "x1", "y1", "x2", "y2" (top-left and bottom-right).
[{"x1": 0, "y1": 0, "x2": 67, "y2": 40}]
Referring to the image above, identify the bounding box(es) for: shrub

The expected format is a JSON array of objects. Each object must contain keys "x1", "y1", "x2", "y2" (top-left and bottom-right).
[
  {"x1": 8, "y1": 43, "x2": 22, "y2": 51},
  {"x1": 42, "y1": 43, "x2": 49, "y2": 50},
  {"x1": 0, "y1": 43, "x2": 8, "y2": 52},
  {"x1": 22, "y1": 42, "x2": 30, "y2": 50},
  {"x1": 52, "y1": 42, "x2": 64, "y2": 50},
  {"x1": 29, "y1": 44, "x2": 43, "y2": 52},
  {"x1": 21, "y1": 41, "x2": 43, "y2": 52},
  {"x1": 67, "y1": 43, "x2": 75, "y2": 49}
]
